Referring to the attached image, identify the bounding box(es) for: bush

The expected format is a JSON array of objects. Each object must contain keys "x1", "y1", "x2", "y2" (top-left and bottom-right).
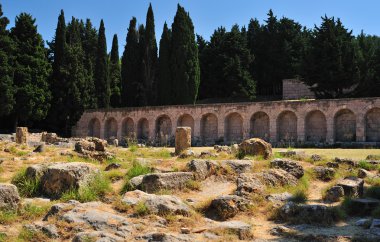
[
  {"x1": 135, "y1": 201, "x2": 149, "y2": 216},
  {"x1": 235, "y1": 150, "x2": 245, "y2": 159},
  {"x1": 61, "y1": 172, "x2": 111, "y2": 202},
  {"x1": 289, "y1": 190, "x2": 308, "y2": 204},
  {"x1": 358, "y1": 161, "x2": 377, "y2": 171},
  {"x1": 11, "y1": 168, "x2": 40, "y2": 197},
  {"x1": 126, "y1": 161, "x2": 152, "y2": 180},
  {"x1": 0, "y1": 209, "x2": 17, "y2": 224},
  {"x1": 365, "y1": 186, "x2": 380, "y2": 199}
]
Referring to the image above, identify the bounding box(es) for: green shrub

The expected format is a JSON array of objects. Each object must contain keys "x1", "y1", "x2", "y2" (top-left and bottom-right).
[
  {"x1": 20, "y1": 203, "x2": 50, "y2": 220},
  {"x1": 135, "y1": 201, "x2": 149, "y2": 216},
  {"x1": 0, "y1": 233, "x2": 7, "y2": 242},
  {"x1": 358, "y1": 160, "x2": 377, "y2": 171},
  {"x1": 0, "y1": 209, "x2": 17, "y2": 224},
  {"x1": 11, "y1": 168, "x2": 40, "y2": 197},
  {"x1": 289, "y1": 190, "x2": 307, "y2": 203},
  {"x1": 126, "y1": 161, "x2": 152, "y2": 180},
  {"x1": 365, "y1": 186, "x2": 380, "y2": 199},
  {"x1": 61, "y1": 172, "x2": 111, "y2": 202},
  {"x1": 17, "y1": 227, "x2": 48, "y2": 241},
  {"x1": 235, "y1": 150, "x2": 245, "y2": 159}
]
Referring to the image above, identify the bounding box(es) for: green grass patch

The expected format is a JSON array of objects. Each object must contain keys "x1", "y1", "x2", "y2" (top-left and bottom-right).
[
  {"x1": 0, "y1": 209, "x2": 17, "y2": 224},
  {"x1": 365, "y1": 177, "x2": 380, "y2": 187},
  {"x1": 17, "y1": 227, "x2": 49, "y2": 241},
  {"x1": 135, "y1": 201, "x2": 149, "y2": 216},
  {"x1": 365, "y1": 186, "x2": 380, "y2": 199},
  {"x1": 289, "y1": 190, "x2": 308, "y2": 203},
  {"x1": 0, "y1": 233, "x2": 7, "y2": 242},
  {"x1": 61, "y1": 172, "x2": 111, "y2": 202},
  {"x1": 11, "y1": 168, "x2": 40, "y2": 197},
  {"x1": 358, "y1": 160, "x2": 377, "y2": 171},
  {"x1": 105, "y1": 169, "x2": 124, "y2": 181},
  {"x1": 185, "y1": 180, "x2": 201, "y2": 191}
]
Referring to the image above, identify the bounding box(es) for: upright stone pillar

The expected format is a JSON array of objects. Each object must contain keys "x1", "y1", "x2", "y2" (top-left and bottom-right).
[
  {"x1": 175, "y1": 127, "x2": 191, "y2": 155},
  {"x1": 15, "y1": 127, "x2": 28, "y2": 144}
]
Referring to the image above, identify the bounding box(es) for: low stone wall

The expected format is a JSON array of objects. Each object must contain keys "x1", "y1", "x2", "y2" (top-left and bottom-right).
[{"x1": 72, "y1": 97, "x2": 380, "y2": 146}]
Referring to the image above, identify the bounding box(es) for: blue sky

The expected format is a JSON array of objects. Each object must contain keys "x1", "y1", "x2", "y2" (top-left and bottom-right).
[{"x1": 2, "y1": 0, "x2": 380, "y2": 51}]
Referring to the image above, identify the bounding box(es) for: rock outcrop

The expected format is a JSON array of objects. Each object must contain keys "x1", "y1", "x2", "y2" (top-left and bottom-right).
[
  {"x1": 238, "y1": 138, "x2": 272, "y2": 159},
  {"x1": 140, "y1": 172, "x2": 194, "y2": 193},
  {"x1": 0, "y1": 183, "x2": 21, "y2": 210},
  {"x1": 270, "y1": 158, "x2": 304, "y2": 179},
  {"x1": 208, "y1": 195, "x2": 250, "y2": 220}
]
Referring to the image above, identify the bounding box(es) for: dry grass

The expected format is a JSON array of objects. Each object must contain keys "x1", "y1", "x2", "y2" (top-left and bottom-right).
[{"x1": 272, "y1": 148, "x2": 380, "y2": 160}]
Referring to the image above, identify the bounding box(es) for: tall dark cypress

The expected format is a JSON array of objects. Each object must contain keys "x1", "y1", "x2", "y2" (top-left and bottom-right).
[
  {"x1": 170, "y1": 4, "x2": 200, "y2": 104},
  {"x1": 109, "y1": 34, "x2": 121, "y2": 107},
  {"x1": 157, "y1": 22, "x2": 172, "y2": 105},
  {"x1": 11, "y1": 13, "x2": 51, "y2": 126},
  {"x1": 141, "y1": 3, "x2": 158, "y2": 105},
  {"x1": 121, "y1": 17, "x2": 140, "y2": 107},
  {"x1": 94, "y1": 20, "x2": 110, "y2": 108},
  {"x1": 0, "y1": 4, "x2": 14, "y2": 117}
]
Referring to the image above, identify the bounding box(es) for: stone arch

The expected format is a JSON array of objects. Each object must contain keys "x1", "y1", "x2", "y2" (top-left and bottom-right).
[
  {"x1": 88, "y1": 118, "x2": 101, "y2": 138},
  {"x1": 137, "y1": 118, "x2": 149, "y2": 141},
  {"x1": 104, "y1": 117, "x2": 118, "y2": 139},
  {"x1": 201, "y1": 113, "x2": 218, "y2": 145},
  {"x1": 177, "y1": 114, "x2": 195, "y2": 136},
  {"x1": 305, "y1": 110, "x2": 327, "y2": 142},
  {"x1": 277, "y1": 111, "x2": 297, "y2": 142},
  {"x1": 155, "y1": 115, "x2": 172, "y2": 137},
  {"x1": 122, "y1": 117, "x2": 135, "y2": 139},
  {"x1": 334, "y1": 109, "x2": 356, "y2": 142},
  {"x1": 250, "y1": 112, "x2": 270, "y2": 141},
  {"x1": 365, "y1": 108, "x2": 380, "y2": 142},
  {"x1": 225, "y1": 112, "x2": 243, "y2": 143}
]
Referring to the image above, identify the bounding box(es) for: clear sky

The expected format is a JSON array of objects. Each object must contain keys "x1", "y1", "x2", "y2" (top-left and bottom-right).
[{"x1": 2, "y1": 0, "x2": 380, "y2": 51}]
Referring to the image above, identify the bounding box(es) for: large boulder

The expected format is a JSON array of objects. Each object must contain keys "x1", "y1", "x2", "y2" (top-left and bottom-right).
[
  {"x1": 336, "y1": 177, "x2": 364, "y2": 198},
  {"x1": 208, "y1": 195, "x2": 250, "y2": 220},
  {"x1": 88, "y1": 137, "x2": 107, "y2": 152},
  {"x1": 0, "y1": 184, "x2": 21, "y2": 210},
  {"x1": 238, "y1": 138, "x2": 272, "y2": 159},
  {"x1": 260, "y1": 169, "x2": 298, "y2": 187},
  {"x1": 75, "y1": 140, "x2": 95, "y2": 153},
  {"x1": 221, "y1": 160, "x2": 253, "y2": 174},
  {"x1": 313, "y1": 166, "x2": 335, "y2": 181},
  {"x1": 215, "y1": 221, "x2": 253, "y2": 240},
  {"x1": 122, "y1": 190, "x2": 192, "y2": 216},
  {"x1": 27, "y1": 162, "x2": 96, "y2": 198},
  {"x1": 175, "y1": 127, "x2": 191, "y2": 155},
  {"x1": 41, "y1": 132, "x2": 61, "y2": 144},
  {"x1": 140, "y1": 172, "x2": 194, "y2": 193},
  {"x1": 186, "y1": 159, "x2": 219, "y2": 180},
  {"x1": 15, "y1": 127, "x2": 28, "y2": 144},
  {"x1": 324, "y1": 186, "x2": 344, "y2": 203},
  {"x1": 270, "y1": 158, "x2": 304, "y2": 179},
  {"x1": 334, "y1": 157, "x2": 357, "y2": 167},
  {"x1": 235, "y1": 173, "x2": 265, "y2": 196}
]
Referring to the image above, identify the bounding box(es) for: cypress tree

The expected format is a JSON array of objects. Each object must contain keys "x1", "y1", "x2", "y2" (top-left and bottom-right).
[
  {"x1": 0, "y1": 4, "x2": 14, "y2": 117},
  {"x1": 141, "y1": 3, "x2": 158, "y2": 105},
  {"x1": 121, "y1": 17, "x2": 140, "y2": 107},
  {"x1": 109, "y1": 34, "x2": 121, "y2": 107},
  {"x1": 11, "y1": 13, "x2": 51, "y2": 127},
  {"x1": 170, "y1": 4, "x2": 200, "y2": 104},
  {"x1": 94, "y1": 20, "x2": 110, "y2": 108},
  {"x1": 157, "y1": 22, "x2": 172, "y2": 105}
]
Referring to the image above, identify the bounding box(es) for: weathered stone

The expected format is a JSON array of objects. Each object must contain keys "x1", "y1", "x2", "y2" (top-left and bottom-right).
[
  {"x1": 334, "y1": 157, "x2": 357, "y2": 167},
  {"x1": 75, "y1": 140, "x2": 95, "y2": 153},
  {"x1": 350, "y1": 198, "x2": 380, "y2": 215},
  {"x1": 137, "y1": 232, "x2": 194, "y2": 242},
  {"x1": 270, "y1": 158, "x2": 304, "y2": 179},
  {"x1": 370, "y1": 219, "x2": 380, "y2": 236},
  {"x1": 310, "y1": 154, "x2": 322, "y2": 162},
  {"x1": 128, "y1": 175, "x2": 144, "y2": 190},
  {"x1": 277, "y1": 150, "x2": 305, "y2": 158},
  {"x1": 238, "y1": 138, "x2": 272, "y2": 159},
  {"x1": 39, "y1": 162, "x2": 96, "y2": 198},
  {"x1": 366, "y1": 155, "x2": 380, "y2": 160},
  {"x1": 216, "y1": 221, "x2": 253, "y2": 240},
  {"x1": 186, "y1": 159, "x2": 218, "y2": 180},
  {"x1": 336, "y1": 177, "x2": 364, "y2": 197},
  {"x1": 41, "y1": 224, "x2": 59, "y2": 238},
  {"x1": 266, "y1": 192, "x2": 292, "y2": 203},
  {"x1": 358, "y1": 168, "x2": 372, "y2": 178},
  {"x1": 235, "y1": 173, "x2": 265, "y2": 196},
  {"x1": 43, "y1": 200, "x2": 80, "y2": 221},
  {"x1": 105, "y1": 163, "x2": 121, "y2": 171},
  {"x1": 16, "y1": 127, "x2": 28, "y2": 144},
  {"x1": 270, "y1": 225, "x2": 296, "y2": 236},
  {"x1": 122, "y1": 190, "x2": 192, "y2": 216},
  {"x1": 326, "y1": 162, "x2": 339, "y2": 168},
  {"x1": 41, "y1": 132, "x2": 61, "y2": 144},
  {"x1": 0, "y1": 183, "x2": 20, "y2": 210},
  {"x1": 181, "y1": 228, "x2": 190, "y2": 234},
  {"x1": 33, "y1": 144, "x2": 45, "y2": 153},
  {"x1": 198, "y1": 151, "x2": 217, "y2": 158},
  {"x1": 278, "y1": 202, "x2": 338, "y2": 224},
  {"x1": 261, "y1": 169, "x2": 298, "y2": 187},
  {"x1": 175, "y1": 127, "x2": 191, "y2": 155},
  {"x1": 72, "y1": 231, "x2": 124, "y2": 242},
  {"x1": 88, "y1": 137, "x2": 107, "y2": 152},
  {"x1": 140, "y1": 172, "x2": 194, "y2": 193},
  {"x1": 214, "y1": 145, "x2": 231, "y2": 153},
  {"x1": 209, "y1": 195, "x2": 250, "y2": 220},
  {"x1": 324, "y1": 186, "x2": 344, "y2": 202},
  {"x1": 313, "y1": 166, "x2": 335, "y2": 181},
  {"x1": 25, "y1": 163, "x2": 49, "y2": 180},
  {"x1": 221, "y1": 160, "x2": 253, "y2": 174},
  {"x1": 178, "y1": 149, "x2": 195, "y2": 159},
  {"x1": 355, "y1": 218, "x2": 372, "y2": 227}
]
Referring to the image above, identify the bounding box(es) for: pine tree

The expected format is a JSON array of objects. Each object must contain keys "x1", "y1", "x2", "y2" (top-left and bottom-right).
[
  {"x1": 94, "y1": 20, "x2": 110, "y2": 108},
  {"x1": 109, "y1": 34, "x2": 121, "y2": 107},
  {"x1": 141, "y1": 3, "x2": 158, "y2": 105},
  {"x1": 11, "y1": 13, "x2": 51, "y2": 127},
  {"x1": 170, "y1": 4, "x2": 200, "y2": 104},
  {"x1": 0, "y1": 4, "x2": 14, "y2": 117},
  {"x1": 302, "y1": 16, "x2": 359, "y2": 98},
  {"x1": 121, "y1": 17, "x2": 140, "y2": 107},
  {"x1": 157, "y1": 22, "x2": 172, "y2": 105}
]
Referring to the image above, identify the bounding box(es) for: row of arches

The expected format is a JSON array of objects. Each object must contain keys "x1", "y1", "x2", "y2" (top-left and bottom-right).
[{"x1": 87, "y1": 108, "x2": 380, "y2": 143}]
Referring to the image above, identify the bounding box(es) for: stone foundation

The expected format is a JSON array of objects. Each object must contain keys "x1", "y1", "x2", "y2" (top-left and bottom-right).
[{"x1": 73, "y1": 97, "x2": 380, "y2": 146}]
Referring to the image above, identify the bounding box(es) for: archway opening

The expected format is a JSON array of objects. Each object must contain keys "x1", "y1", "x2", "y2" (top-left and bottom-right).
[
  {"x1": 250, "y1": 112, "x2": 269, "y2": 141},
  {"x1": 137, "y1": 118, "x2": 149, "y2": 141},
  {"x1": 177, "y1": 114, "x2": 195, "y2": 137},
  {"x1": 305, "y1": 110, "x2": 327, "y2": 142},
  {"x1": 225, "y1": 112, "x2": 243, "y2": 144},
  {"x1": 365, "y1": 108, "x2": 380, "y2": 142},
  {"x1": 334, "y1": 109, "x2": 356, "y2": 142},
  {"x1": 201, "y1": 113, "x2": 218, "y2": 145},
  {"x1": 88, "y1": 118, "x2": 100, "y2": 138},
  {"x1": 104, "y1": 118, "x2": 118, "y2": 139},
  {"x1": 122, "y1": 118, "x2": 135, "y2": 140},
  {"x1": 277, "y1": 111, "x2": 297, "y2": 142}
]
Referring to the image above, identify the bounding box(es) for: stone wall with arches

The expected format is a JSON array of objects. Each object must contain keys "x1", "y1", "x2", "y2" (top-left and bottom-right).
[{"x1": 73, "y1": 97, "x2": 380, "y2": 145}]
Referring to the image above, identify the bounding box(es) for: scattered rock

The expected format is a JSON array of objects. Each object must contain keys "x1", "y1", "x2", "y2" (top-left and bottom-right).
[
  {"x1": 336, "y1": 176, "x2": 364, "y2": 198},
  {"x1": 326, "y1": 162, "x2": 339, "y2": 168},
  {"x1": 370, "y1": 219, "x2": 380, "y2": 236},
  {"x1": 270, "y1": 158, "x2": 304, "y2": 179},
  {"x1": 33, "y1": 144, "x2": 45, "y2": 153},
  {"x1": 358, "y1": 168, "x2": 372, "y2": 178},
  {"x1": 208, "y1": 195, "x2": 250, "y2": 220},
  {"x1": 136, "y1": 232, "x2": 194, "y2": 242},
  {"x1": 15, "y1": 127, "x2": 28, "y2": 144},
  {"x1": 277, "y1": 150, "x2": 305, "y2": 159},
  {"x1": 350, "y1": 198, "x2": 380, "y2": 215},
  {"x1": 261, "y1": 169, "x2": 298, "y2": 187},
  {"x1": 140, "y1": 172, "x2": 194, "y2": 193},
  {"x1": 235, "y1": 173, "x2": 265, "y2": 196},
  {"x1": 214, "y1": 145, "x2": 231, "y2": 153},
  {"x1": 334, "y1": 157, "x2": 357, "y2": 167},
  {"x1": 266, "y1": 192, "x2": 292, "y2": 203},
  {"x1": 221, "y1": 160, "x2": 253, "y2": 174},
  {"x1": 366, "y1": 155, "x2": 380, "y2": 160},
  {"x1": 181, "y1": 227, "x2": 191, "y2": 234},
  {"x1": 324, "y1": 186, "x2": 344, "y2": 203},
  {"x1": 0, "y1": 183, "x2": 21, "y2": 210},
  {"x1": 186, "y1": 159, "x2": 218, "y2": 180},
  {"x1": 41, "y1": 224, "x2": 59, "y2": 238},
  {"x1": 105, "y1": 163, "x2": 121, "y2": 171},
  {"x1": 41, "y1": 132, "x2": 62, "y2": 144},
  {"x1": 270, "y1": 225, "x2": 296, "y2": 236},
  {"x1": 238, "y1": 138, "x2": 272, "y2": 159},
  {"x1": 355, "y1": 218, "x2": 372, "y2": 227},
  {"x1": 198, "y1": 151, "x2": 217, "y2": 158},
  {"x1": 310, "y1": 154, "x2": 322, "y2": 162},
  {"x1": 216, "y1": 221, "x2": 253, "y2": 240},
  {"x1": 178, "y1": 149, "x2": 195, "y2": 159},
  {"x1": 313, "y1": 166, "x2": 335, "y2": 181},
  {"x1": 73, "y1": 231, "x2": 124, "y2": 242},
  {"x1": 122, "y1": 190, "x2": 192, "y2": 216},
  {"x1": 175, "y1": 127, "x2": 191, "y2": 155}
]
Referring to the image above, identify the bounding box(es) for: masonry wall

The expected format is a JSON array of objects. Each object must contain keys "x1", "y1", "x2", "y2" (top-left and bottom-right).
[{"x1": 73, "y1": 97, "x2": 380, "y2": 145}]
